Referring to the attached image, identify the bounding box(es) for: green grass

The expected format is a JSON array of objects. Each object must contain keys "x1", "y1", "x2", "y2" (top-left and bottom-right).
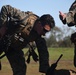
[
  {"x1": 0, "y1": 48, "x2": 76, "y2": 75},
  {"x1": 48, "y1": 48, "x2": 74, "y2": 60},
  {"x1": 48, "y1": 48, "x2": 75, "y2": 70}
]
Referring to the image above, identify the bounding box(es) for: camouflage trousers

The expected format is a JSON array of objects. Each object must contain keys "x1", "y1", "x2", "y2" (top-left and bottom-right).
[{"x1": 5, "y1": 48, "x2": 26, "y2": 75}]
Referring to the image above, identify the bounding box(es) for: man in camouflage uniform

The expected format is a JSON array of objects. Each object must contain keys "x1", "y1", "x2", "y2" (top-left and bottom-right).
[
  {"x1": 0, "y1": 5, "x2": 55, "y2": 75},
  {"x1": 59, "y1": 0, "x2": 76, "y2": 67}
]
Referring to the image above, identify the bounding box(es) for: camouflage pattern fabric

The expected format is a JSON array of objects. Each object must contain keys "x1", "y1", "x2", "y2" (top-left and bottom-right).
[
  {"x1": 0, "y1": 5, "x2": 38, "y2": 35},
  {"x1": 65, "y1": 1, "x2": 76, "y2": 26},
  {"x1": 69, "y1": 1, "x2": 76, "y2": 11}
]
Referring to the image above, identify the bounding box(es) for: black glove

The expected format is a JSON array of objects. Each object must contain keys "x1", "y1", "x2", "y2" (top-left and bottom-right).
[
  {"x1": 46, "y1": 63, "x2": 57, "y2": 75},
  {"x1": 59, "y1": 15, "x2": 66, "y2": 24}
]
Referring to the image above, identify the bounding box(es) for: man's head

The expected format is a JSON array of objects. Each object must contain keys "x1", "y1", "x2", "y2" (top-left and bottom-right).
[
  {"x1": 39, "y1": 14, "x2": 55, "y2": 35},
  {"x1": 33, "y1": 14, "x2": 55, "y2": 35},
  {"x1": 39, "y1": 14, "x2": 55, "y2": 32}
]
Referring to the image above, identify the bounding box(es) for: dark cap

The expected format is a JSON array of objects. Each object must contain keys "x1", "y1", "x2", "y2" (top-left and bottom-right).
[{"x1": 39, "y1": 14, "x2": 55, "y2": 28}]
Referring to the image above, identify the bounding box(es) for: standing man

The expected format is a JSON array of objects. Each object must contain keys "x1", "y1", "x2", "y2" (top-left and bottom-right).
[
  {"x1": 59, "y1": 0, "x2": 76, "y2": 67},
  {"x1": 0, "y1": 5, "x2": 55, "y2": 75}
]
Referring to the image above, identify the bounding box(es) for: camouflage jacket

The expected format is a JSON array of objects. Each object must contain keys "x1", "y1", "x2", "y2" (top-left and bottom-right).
[
  {"x1": 65, "y1": 1, "x2": 76, "y2": 26},
  {"x1": 0, "y1": 5, "x2": 38, "y2": 35}
]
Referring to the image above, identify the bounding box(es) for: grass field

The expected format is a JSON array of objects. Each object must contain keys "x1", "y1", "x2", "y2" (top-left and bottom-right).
[{"x1": 0, "y1": 48, "x2": 76, "y2": 75}]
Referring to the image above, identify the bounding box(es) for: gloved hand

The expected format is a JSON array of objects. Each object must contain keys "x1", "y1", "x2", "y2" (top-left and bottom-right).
[
  {"x1": 46, "y1": 63, "x2": 57, "y2": 75},
  {"x1": 59, "y1": 11, "x2": 66, "y2": 24}
]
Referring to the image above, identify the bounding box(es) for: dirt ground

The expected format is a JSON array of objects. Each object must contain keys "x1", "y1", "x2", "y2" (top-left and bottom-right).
[{"x1": 0, "y1": 59, "x2": 76, "y2": 75}]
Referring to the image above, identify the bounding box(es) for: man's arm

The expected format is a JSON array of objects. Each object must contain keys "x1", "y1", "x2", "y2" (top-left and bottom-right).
[
  {"x1": 0, "y1": 5, "x2": 26, "y2": 37},
  {"x1": 0, "y1": 5, "x2": 25, "y2": 26},
  {"x1": 59, "y1": 1, "x2": 76, "y2": 27},
  {"x1": 59, "y1": 10, "x2": 76, "y2": 27},
  {"x1": 35, "y1": 37, "x2": 49, "y2": 73}
]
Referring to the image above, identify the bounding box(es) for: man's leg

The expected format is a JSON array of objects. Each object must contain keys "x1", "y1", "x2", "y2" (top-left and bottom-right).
[
  {"x1": 74, "y1": 44, "x2": 76, "y2": 67},
  {"x1": 5, "y1": 48, "x2": 26, "y2": 75}
]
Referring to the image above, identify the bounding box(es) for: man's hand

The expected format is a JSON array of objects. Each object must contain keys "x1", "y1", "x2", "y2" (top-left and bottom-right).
[
  {"x1": 59, "y1": 11, "x2": 66, "y2": 24},
  {"x1": 59, "y1": 11, "x2": 66, "y2": 20}
]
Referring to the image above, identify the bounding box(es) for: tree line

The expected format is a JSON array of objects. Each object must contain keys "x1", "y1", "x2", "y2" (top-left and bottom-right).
[{"x1": 45, "y1": 26, "x2": 75, "y2": 47}]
